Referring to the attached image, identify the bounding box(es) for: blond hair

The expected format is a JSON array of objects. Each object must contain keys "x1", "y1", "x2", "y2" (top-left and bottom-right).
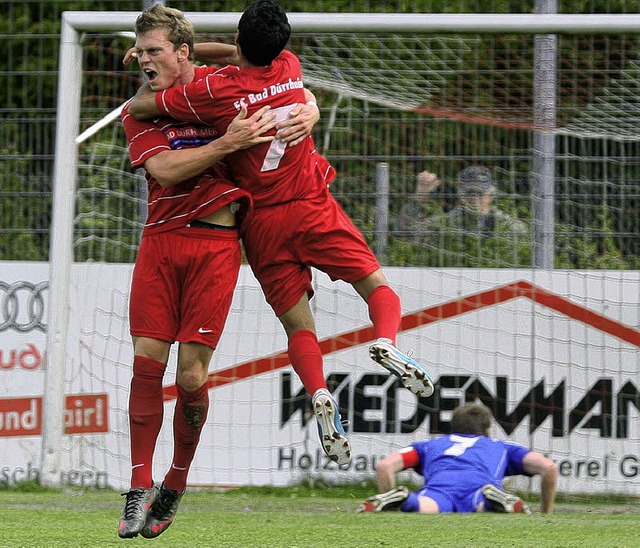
[{"x1": 135, "y1": 4, "x2": 195, "y2": 61}]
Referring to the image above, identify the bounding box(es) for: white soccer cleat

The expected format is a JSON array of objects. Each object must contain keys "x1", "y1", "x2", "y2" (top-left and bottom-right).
[
  {"x1": 355, "y1": 486, "x2": 410, "y2": 513},
  {"x1": 312, "y1": 388, "x2": 352, "y2": 466},
  {"x1": 368, "y1": 338, "x2": 434, "y2": 397},
  {"x1": 482, "y1": 484, "x2": 532, "y2": 514}
]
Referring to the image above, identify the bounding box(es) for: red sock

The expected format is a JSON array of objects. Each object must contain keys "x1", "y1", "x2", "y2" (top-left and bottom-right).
[
  {"x1": 164, "y1": 382, "x2": 209, "y2": 492},
  {"x1": 129, "y1": 355, "x2": 166, "y2": 489},
  {"x1": 287, "y1": 329, "x2": 327, "y2": 396},
  {"x1": 367, "y1": 285, "x2": 402, "y2": 345}
]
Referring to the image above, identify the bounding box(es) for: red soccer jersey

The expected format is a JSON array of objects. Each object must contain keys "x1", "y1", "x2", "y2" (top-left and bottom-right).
[
  {"x1": 122, "y1": 66, "x2": 250, "y2": 235},
  {"x1": 155, "y1": 50, "x2": 336, "y2": 209}
]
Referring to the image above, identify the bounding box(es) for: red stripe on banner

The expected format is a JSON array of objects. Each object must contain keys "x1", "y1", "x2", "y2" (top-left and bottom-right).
[
  {"x1": 162, "y1": 280, "x2": 640, "y2": 401},
  {"x1": 513, "y1": 280, "x2": 640, "y2": 348}
]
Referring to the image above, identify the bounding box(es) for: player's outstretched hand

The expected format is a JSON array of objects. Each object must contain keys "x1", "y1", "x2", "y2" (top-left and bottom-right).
[
  {"x1": 226, "y1": 105, "x2": 277, "y2": 150},
  {"x1": 276, "y1": 102, "x2": 320, "y2": 147}
]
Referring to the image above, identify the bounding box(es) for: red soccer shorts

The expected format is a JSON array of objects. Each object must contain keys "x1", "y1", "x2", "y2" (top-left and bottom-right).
[
  {"x1": 241, "y1": 191, "x2": 380, "y2": 317},
  {"x1": 129, "y1": 225, "x2": 241, "y2": 347}
]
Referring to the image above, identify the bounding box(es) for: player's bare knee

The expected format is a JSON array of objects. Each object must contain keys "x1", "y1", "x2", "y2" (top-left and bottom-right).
[{"x1": 176, "y1": 363, "x2": 208, "y2": 391}]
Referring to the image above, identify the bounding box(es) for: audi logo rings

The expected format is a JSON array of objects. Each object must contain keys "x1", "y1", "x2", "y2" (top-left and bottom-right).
[{"x1": 0, "y1": 281, "x2": 49, "y2": 332}]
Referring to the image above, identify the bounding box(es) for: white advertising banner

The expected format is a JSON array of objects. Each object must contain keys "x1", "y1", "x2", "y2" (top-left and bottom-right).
[{"x1": 0, "y1": 261, "x2": 638, "y2": 494}]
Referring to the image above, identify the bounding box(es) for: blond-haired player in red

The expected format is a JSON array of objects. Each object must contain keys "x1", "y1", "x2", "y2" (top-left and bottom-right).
[{"x1": 119, "y1": 4, "x2": 318, "y2": 539}]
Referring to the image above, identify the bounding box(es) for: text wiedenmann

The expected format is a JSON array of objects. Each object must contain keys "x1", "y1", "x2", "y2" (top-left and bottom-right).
[{"x1": 280, "y1": 373, "x2": 640, "y2": 438}]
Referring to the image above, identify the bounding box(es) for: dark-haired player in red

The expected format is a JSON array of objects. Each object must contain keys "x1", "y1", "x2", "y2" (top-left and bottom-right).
[{"x1": 129, "y1": 0, "x2": 434, "y2": 472}]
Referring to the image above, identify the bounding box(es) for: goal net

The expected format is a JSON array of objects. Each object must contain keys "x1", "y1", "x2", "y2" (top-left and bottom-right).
[{"x1": 36, "y1": 13, "x2": 640, "y2": 496}]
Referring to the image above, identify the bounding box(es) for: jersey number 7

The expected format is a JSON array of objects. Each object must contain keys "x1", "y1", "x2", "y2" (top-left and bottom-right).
[{"x1": 260, "y1": 104, "x2": 298, "y2": 172}]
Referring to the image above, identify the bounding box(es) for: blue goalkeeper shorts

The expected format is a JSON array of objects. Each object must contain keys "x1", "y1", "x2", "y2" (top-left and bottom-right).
[{"x1": 417, "y1": 485, "x2": 486, "y2": 513}]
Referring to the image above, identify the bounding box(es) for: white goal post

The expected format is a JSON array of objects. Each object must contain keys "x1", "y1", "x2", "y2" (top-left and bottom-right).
[{"x1": 42, "y1": 12, "x2": 640, "y2": 491}]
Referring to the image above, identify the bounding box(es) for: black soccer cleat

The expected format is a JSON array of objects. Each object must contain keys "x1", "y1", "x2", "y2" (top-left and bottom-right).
[
  {"x1": 140, "y1": 482, "x2": 184, "y2": 538},
  {"x1": 118, "y1": 486, "x2": 158, "y2": 538}
]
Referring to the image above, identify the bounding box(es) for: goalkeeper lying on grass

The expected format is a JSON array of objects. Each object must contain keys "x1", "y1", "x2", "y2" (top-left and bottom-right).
[{"x1": 356, "y1": 402, "x2": 558, "y2": 514}]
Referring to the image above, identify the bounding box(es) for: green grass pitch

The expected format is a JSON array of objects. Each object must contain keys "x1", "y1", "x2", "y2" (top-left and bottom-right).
[{"x1": 1, "y1": 485, "x2": 639, "y2": 547}]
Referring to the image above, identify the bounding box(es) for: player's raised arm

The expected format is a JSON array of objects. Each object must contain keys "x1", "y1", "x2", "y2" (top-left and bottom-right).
[
  {"x1": 194, "y1": 42, "x2": 240, "y2": 66},
  {"x1": 124, "y1": 40, "x2": 238, "y2": 68}
]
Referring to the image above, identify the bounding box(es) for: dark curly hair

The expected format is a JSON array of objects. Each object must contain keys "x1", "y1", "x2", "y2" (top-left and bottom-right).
[{"x1": 237, "y1": 0, "x2": 291, "y2": 66}]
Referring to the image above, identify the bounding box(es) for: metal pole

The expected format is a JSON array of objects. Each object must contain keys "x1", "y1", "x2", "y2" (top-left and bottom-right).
[
  {"x1": 375, "y1": 162, "x2": 390, "y2": 263},
  {"x1": 41, "y1": 15, "x2": 83, "y2": 488},
  {"x1": 532, "y1": 0, "x2": 557, "y2": 269}
]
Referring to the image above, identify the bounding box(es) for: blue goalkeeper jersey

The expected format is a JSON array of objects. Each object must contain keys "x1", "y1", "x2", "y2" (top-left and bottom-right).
[{"x1": 411, "y1": 434, "x2": 531, "y2": 492}]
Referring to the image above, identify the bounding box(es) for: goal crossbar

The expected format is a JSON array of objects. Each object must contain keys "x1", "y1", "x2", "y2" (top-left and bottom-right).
[{"x1": 63, "y1": 12, "x2": 640, "y2": 34}]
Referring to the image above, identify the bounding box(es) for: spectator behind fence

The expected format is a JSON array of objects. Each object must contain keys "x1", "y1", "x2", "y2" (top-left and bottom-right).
[
  {"x1": 396, "y1": 166, "x2": 528, "y2": 243},
  {"x1": 395, "y1": 170, "x2": 444, "y2": 237}
]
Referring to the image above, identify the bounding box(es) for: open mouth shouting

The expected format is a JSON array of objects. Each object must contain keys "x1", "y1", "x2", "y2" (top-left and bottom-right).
[{"x1": 144, "y1": 68, "x2": 159, "y2": 84}]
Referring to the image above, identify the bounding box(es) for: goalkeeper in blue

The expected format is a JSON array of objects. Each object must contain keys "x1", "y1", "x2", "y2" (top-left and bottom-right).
[{"x1": 356, "y1": 402, "x2": 558, "y2": 514}]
